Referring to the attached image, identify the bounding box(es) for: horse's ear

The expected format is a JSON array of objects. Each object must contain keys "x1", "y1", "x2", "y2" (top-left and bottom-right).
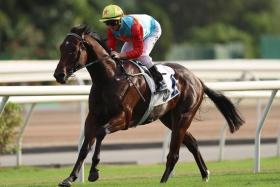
[
  {"x1": 70, "y1": 24, "x2": 90, "y2": 35},
  {"x1": 81, "y1": 25, "x2": 91, "y2": 34}
]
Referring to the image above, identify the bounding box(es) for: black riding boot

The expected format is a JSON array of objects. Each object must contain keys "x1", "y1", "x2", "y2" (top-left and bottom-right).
[{"x1": 149, "y1": 65, "x2": 167, "y2": 91}]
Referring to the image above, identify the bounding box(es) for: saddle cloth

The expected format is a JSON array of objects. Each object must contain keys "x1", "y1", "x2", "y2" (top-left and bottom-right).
[{"x1": 129, "y1": 61, "x2": 180, "y2": 125}]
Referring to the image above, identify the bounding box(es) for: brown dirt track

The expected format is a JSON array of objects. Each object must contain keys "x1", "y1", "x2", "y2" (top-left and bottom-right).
[{"x1": 21, "y1": 99, "x2": 280, "y2": 148}]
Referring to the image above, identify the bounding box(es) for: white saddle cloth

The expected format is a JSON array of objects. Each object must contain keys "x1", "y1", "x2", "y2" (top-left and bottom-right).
[{"x1": 149, "y1": 65, "x2": 180, "y2": 106}]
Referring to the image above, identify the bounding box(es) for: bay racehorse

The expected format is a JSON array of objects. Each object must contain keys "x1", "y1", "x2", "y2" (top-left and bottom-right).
[{"x1": 54, "y1": 25, "x2": 244, "y2": 187}]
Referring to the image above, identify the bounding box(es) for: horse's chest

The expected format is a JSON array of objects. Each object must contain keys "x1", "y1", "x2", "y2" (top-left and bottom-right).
[{"x1": 93, "y1": 92, "x2": 121, "y2": 117}]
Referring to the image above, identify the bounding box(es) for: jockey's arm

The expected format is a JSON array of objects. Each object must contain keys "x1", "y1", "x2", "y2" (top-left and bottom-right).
[{"x1": 124, "y1": 22, "x2": 144, "y2": 59}]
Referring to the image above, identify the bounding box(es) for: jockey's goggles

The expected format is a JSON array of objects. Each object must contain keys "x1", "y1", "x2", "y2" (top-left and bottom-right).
[{"x1": 104, "y1": 20, "x2": 119, "y2": 26}]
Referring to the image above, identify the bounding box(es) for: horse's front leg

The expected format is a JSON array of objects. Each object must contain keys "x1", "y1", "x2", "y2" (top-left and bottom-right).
[
  {"x1": 58, "y1": 113, "x2": 97, "y2": 187},
  {"x1": 88, "y1": 132, "x2": 106, "y2": 182},
  {"x1": 87, "y1": 110, "x2": 127, "y2": 183}
]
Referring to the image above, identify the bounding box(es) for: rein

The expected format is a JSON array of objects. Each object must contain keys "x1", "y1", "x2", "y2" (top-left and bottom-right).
[{"x1": 66, "y1": 57, "x2": 107, "y2": 80}]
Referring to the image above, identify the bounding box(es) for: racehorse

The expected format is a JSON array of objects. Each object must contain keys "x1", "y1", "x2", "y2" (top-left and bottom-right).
[{"x1": 54, "y1": 25, "x2": 244, "y2": 187}]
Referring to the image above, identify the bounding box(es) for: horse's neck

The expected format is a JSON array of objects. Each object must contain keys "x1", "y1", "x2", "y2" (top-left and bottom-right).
[
  {"x1": 86, "y1": 64, "x2": 110, "y2": 85},
  {"x1": 85, "y1": 35, "x2": 116, "y2": 81}
]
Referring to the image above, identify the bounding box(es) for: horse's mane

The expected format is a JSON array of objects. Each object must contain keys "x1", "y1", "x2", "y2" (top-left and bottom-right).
[{"x1": 70, "y1": 25, "x2": 110, "y2": 53}]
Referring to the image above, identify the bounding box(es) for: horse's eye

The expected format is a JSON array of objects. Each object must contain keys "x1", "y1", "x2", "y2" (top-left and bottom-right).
[{"x1": 68, "y1": 50, "x2": 77, "y2": 55}]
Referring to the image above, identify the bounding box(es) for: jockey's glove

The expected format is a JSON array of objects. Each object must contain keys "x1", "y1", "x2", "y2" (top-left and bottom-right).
[{"x1": 110, "y1": 51, "x2": 127, "y2": 60}]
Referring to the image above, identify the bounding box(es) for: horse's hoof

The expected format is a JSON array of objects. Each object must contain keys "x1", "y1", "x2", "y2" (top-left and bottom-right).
[
  {"x1": 202, "y1": 170, "x2": 210, "y2": 182},
  {"x1": 88, "y1": 169, "x2": 99, "y2": 182},
  {"x1": 58, "y1": 178, "x2": 72, "y2": 187},
  {"x1": 160, "y1": 175, "x2": 168, "y2": 183}
]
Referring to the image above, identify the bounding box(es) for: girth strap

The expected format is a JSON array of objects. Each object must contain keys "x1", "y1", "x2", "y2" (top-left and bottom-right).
[{"x1": 127, "y1": 60, "x2": 156, "y2": 126}]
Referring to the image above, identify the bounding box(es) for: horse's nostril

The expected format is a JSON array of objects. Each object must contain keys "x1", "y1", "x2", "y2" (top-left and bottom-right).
[
  {"x1": 55, "y1": 72, "x2": 64, "y2": 78},
  {"x1": 54, "y1": 72, "x2": 66, "y2": 82}
]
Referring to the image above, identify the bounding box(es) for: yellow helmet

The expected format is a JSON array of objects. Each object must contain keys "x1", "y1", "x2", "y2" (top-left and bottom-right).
[{"x1": 99, "y1": 4, "x2": 124, "y2": 22}]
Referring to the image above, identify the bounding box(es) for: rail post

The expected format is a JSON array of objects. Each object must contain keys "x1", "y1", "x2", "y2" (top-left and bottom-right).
[
  {"x1": 254, "y1": 89, "x2": 277, "y2": 173},
  {"x1": 277, "y1": 128, "x2": 280, "y2": 157},
  {"x1": 0, "y1": 96, "x2": 9, "y2": 115},
  {"x1": 16, "y1": 103, "x2": 36, "y2": 166},
  {"x1": 76, "y1": 78, "x2": 87, "y2": 183}
]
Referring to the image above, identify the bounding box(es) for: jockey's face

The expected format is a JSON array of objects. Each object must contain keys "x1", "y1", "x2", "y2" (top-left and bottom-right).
[
  {"x1": 105, "y1": 20, "x2": 120, "y2": 31},
  {"x1": 108, "y1": 24, "x2": 120, "y2": 31}
]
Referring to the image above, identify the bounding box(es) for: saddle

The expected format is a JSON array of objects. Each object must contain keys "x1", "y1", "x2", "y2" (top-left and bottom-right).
[{"x1": 124, "y1": 60, "x2": 180, "y2": 125}]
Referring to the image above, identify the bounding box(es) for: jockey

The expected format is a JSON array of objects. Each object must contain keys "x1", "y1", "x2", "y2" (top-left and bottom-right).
[{"x1": 100, "y1": 4, "x2": 167, "y2": 91}]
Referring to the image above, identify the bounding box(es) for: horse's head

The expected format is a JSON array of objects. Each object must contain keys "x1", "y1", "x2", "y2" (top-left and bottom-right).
[{"x1": 54, "y1": 25, "x2": 93, "y2": 84}]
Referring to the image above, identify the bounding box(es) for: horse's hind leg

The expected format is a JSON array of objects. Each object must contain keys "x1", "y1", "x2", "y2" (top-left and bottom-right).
[
  {"x1": 160, "y1": 113, "x2": 195, "y2": 183},
  {"x1": 183, "y1": 132, "x2": 210, "y2": 181}
]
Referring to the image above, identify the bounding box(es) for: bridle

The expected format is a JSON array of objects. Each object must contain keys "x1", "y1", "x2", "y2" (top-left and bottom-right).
[{"x1": 65, "y1": 32, "x2": 107, "y2": 78}]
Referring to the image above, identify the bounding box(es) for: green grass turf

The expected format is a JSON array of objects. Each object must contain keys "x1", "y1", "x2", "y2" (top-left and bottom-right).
[{"x1": 0, "y1": 157, "x2": 279, "y2": 187}]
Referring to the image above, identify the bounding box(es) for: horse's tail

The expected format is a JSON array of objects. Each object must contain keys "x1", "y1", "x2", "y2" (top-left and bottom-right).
[{"x1": 202, "y1": 83, "x2": 244, "y2": 133}]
